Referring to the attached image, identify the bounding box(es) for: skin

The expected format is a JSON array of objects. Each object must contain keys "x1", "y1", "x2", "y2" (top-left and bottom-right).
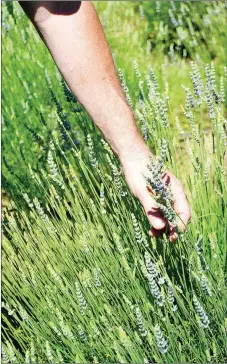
[{"x1": 19, "y1": 1, "x2": 191, "y2": 242}]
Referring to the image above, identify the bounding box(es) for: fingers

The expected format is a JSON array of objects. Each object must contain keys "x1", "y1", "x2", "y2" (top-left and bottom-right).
[
  {"x1": 149, "y1": 224, "x2": 178, "y2": 243},
  {"x1": 169, "y1": 230, "x2": 178, "y2": 243},
  {"x1": 139, "y1": 175, "x2": 191, "y2": 244},
  {"x1": 172, "y1": 188, "x2": 191, "y2": 231},
  {"x1": 163, "y1": 172, "x2": 191, "y2": 230},
  {"x1": 139, "y1": 191, "x2": 166, "y2": 230},
  {"x1": 149, "y1": 227, "x2": 162, "y2": 238},
  {"x1": 140, "y1": 190, "x2": 179, "y2": 243}
]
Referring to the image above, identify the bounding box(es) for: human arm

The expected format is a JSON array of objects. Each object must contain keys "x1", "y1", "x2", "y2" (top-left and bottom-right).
[{"x1": 19, "y1": 1, "x2": 191, "y2": 241}]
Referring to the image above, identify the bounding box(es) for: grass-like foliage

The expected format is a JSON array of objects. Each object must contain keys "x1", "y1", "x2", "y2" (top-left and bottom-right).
[
  {"x1": 2, "y1": 60, "x2": 227, "y2": 362},
  {"x1": 2, "y1": 1, "x2": 227, "y2": 363}
]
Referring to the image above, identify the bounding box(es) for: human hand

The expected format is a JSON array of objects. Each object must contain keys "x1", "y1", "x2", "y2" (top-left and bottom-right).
[{"x1": 121, "y1": 147, "x2": 191, "y2": 243}]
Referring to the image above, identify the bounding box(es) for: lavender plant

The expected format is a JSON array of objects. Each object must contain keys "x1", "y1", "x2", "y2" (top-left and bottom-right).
[
  {"x1": 2, "y1": 1, "x2": 227, "y2": 363},
  {"x1": 144, "y1": 139, "x2": 180, "y2": 231}
]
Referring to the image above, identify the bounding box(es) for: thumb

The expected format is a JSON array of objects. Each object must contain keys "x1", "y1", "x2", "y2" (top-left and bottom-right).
[{"x1": 139, "y1": 190, "x2": 166, "y2": 230}]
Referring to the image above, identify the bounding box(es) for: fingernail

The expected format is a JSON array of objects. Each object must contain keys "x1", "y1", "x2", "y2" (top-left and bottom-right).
[{"x1": 153, "y1": 219, "x2": 166, "y2": 229}]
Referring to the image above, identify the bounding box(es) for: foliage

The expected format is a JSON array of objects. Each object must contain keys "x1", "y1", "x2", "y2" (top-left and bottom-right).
[
  {"x1": 142, "y1": 1, "x2": 227, "y2": 63},
  {"x1": 2, "y1": 1, "x2": 227, "y2": 363},
  {"x1": 2, "y1": 1, "x2": 227, "y2": 201},
  {"x1": 2, "y1": 59, "x2": 227, "y2": 362}
]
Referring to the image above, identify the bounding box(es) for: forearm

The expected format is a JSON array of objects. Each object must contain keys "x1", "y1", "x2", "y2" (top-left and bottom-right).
[
  {"x1": 20, "y1": 1, "x2": 149, "y2": 162},
  {"x1": 20, "y1": 1, "x2": 191, "y2": 240}
]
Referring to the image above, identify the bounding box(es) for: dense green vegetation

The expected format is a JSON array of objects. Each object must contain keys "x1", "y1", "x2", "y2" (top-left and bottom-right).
[
  {"x1": 2, "y1": 1, "x2": 226, "y2": 200},
  {"x1": 2, "y1": 1, "x2": 227, "y2": 363}
]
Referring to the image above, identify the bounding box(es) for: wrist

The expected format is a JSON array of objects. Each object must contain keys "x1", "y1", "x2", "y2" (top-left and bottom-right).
[{"x1": 118, "y1": 135, "x2": 151, "y2": 168}]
